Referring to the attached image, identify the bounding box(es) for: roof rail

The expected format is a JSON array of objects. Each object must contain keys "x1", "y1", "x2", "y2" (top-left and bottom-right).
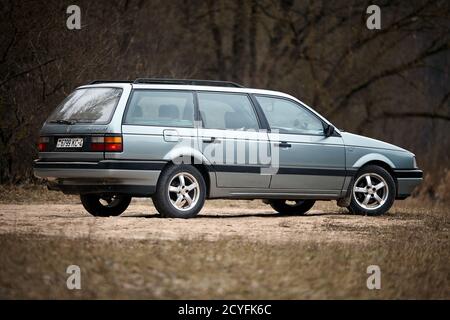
[
  {"x1": 89, "y1": 80, "x2": 133, "y2": 85},
  {"x1": 133, "y1": 78, "x2": 244, "y2": 88}
]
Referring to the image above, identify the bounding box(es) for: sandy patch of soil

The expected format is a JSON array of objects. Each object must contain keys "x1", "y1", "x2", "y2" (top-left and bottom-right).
[{"x1": 0, "y1": 200, "x2": 421, "y2": 243}]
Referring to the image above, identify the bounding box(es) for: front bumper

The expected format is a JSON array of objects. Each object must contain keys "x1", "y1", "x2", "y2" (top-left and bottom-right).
[
  {"x1": 393, "y1": 169, "x2": 423, "y2": 199},
  {"x1": 33, "y1": 160, "x2": 165, "y2": 195}
]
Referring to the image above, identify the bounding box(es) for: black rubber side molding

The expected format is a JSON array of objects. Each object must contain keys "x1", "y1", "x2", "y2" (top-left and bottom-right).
[{"x1": 35, "y1": 160, "x2": 423, "y2": 179}]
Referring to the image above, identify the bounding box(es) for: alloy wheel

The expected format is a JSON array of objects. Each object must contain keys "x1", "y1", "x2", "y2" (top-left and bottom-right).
[
  {"x1": 353, "y1": 173, "x2": 389, "y2": 210},
  {"x1": 167, "y1": 172, "x2": 200, "y2": 211}
]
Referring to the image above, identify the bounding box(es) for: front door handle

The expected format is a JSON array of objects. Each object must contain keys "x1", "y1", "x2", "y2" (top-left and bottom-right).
[{"x1": 276, "y1": 142, "x2": 292, "y2": 148}]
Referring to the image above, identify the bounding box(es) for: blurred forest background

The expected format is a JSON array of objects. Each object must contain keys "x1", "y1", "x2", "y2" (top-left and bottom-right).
[{"x1": 0, "y1": 0, "x2": 449, "y2": 201}]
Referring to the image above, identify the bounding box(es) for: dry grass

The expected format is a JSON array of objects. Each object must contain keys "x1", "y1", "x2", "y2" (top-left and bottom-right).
[
  {"x1": 0, "y1": 233, "x2": 448, "y2": 299},
  {"x1": 0, "y1": 184, "x2": 78, "y2": 204},
  {"x1": 415, "y1": 169, "x2": 450, "y2": 204}
]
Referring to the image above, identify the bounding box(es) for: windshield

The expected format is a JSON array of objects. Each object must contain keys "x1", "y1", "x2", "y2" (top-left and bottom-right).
[{"x1": 48, "y1": 87, "x2": 122, "y2": 124}]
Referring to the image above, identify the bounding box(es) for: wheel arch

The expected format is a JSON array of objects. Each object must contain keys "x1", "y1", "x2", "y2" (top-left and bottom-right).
[
  {"x1": 159, "y1": 156, "x2": 211, "y2": 198},
  {"x1": 352, "y1": 153, "x2": 396, "y2": 170},
  {"x1": 358, "y1": 160, "x2": 395, "y2": 176},
  {"x1": 354, "y1": 160, "x2": 398, "y2": 194}
]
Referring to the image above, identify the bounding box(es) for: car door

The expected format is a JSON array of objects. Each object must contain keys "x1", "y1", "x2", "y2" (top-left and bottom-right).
[
  {"x1": 254, "y1": 95, "x2": 346, "y2": 196},
  {"x1": 118, "y1": 89, "x2": 198, "y2": 163},
  {"x1": 197, "y1": 91, "x2": 271, "y2": 188}
]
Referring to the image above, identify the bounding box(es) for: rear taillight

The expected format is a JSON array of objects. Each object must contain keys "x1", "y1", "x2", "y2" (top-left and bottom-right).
[
  {"x1": 38, "y1": 137, "x2": 49, "y2": 152},
  {"x1": 91, "y1": 135, "x2": 123, "y2": 152},
  {"x1": 91, "y1": 137, "x2": 105, "y2": 152},
  {"x1": 104, "y1": 136, "x2": 123, "y2": 151}
]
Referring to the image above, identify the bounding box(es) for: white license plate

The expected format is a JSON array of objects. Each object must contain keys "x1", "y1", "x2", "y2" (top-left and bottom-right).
[{"x1": 56, "y1": 138, "x2": 84, "y2": 148}]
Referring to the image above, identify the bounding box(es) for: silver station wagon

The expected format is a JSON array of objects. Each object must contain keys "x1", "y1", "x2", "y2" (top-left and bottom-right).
[{"x1": 34, "y1": 79, "x2": 423, "y2": 218}]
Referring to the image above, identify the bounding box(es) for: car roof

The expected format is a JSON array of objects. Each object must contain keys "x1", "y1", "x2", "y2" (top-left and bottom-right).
[{"x1": 79, "y1": 82, "x2": 297, "y2": 101}]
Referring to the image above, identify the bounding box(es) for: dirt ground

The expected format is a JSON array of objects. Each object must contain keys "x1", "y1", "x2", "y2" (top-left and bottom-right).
[{"x1": 0, "y1": 199, "x2": 424, "y2": 244}]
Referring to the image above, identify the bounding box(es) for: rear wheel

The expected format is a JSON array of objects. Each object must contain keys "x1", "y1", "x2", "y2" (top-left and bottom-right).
[
  {"x1": 268, "y1": 199, "x2": 316, "y2": 215},
  {"x1": 152, "y1": 164, "x2": 206, "y2": 218},
  {"x1": 80, "y1": 194, "x2": 131, "y2": 217}
]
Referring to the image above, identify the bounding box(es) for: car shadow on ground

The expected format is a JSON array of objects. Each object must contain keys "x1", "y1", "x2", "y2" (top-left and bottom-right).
[{"x1": 121, "y1": 211, "x2": 345, "y2": 219}]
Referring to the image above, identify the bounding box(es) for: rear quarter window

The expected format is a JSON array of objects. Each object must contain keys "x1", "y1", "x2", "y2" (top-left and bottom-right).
[{"x1": 48, "y1": 87, "x2": 122, "y2": 124}]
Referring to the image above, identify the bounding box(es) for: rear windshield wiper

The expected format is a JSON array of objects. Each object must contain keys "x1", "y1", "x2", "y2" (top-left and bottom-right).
[
  {"x1": 49, "y1": 119, "x2": 76, "y2": 125},
  {"x1": 71, "y1": 119, "x2": 95, "y2": 123}
]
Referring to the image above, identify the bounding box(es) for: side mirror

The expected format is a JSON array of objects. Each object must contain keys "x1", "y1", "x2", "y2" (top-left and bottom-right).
[{"x1": 324, "y1": 124, "x2": 335, "y2": 137}]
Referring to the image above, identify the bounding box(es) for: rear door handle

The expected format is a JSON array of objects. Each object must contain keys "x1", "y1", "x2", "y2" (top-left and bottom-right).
[
  {"x1": 276, "y1": 142, "x2": 292, "y2": 148},
  {"x1": 202, "y1": 137, "x2": 220, "y2": 143},
  {"x1": 163, "y1": 129, "x2": 180, "y2": 142}
]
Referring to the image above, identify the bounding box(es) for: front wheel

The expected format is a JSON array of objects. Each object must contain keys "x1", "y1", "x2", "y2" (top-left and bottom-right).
[
  {"x1": 80, "y1": 194, "x2": 131, "y2": 217},
  {"x1": 268, "y1": 199, "x2": 316, "y2": 215},
  {"x1": 347, "y1": 165, "x2": 396, "y2": 216}
]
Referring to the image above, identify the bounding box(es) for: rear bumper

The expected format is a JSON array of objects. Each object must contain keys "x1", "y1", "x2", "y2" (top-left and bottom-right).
[
  {"x1": 46, "y1": 183, "x2": 156, "y2": 196},
  {"x1": 33, "y1": 160, "x2": 165, "y2": 196},
  {"x1": 394, "y1": 169, "x2": 423, "y2": 199}
]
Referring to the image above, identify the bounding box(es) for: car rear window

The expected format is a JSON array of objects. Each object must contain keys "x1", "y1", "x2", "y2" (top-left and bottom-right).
[
  {"x1": 48, "y1": 87, "x2": 123, "y2": 124},
  {"x1": 123, "y1": 90, "x2": 195, "y2": 127}
]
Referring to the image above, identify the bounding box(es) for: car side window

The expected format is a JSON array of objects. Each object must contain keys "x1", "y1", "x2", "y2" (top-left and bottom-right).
[
  {"x1": 197, "y1": 92, "x2": 259, "y2": 130},
  {"x1": 124, "y1": 90, "x2": 195, "y2": 127},
  {"x1": 255, "y1": 96, "x2": 324, "y2": 135}
]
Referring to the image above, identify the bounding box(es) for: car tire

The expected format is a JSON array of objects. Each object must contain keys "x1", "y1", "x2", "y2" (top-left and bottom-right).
[
  {"x1": 80, "y1": 194, "x2": 131, "y2": 217},
  {"x1": 347, "y1": 165, "x2": 396, "y2": 216},
  {"x1": 153, "y1": 164, "x2": 206, "y2": 218},
  {"x1": 268, "y1": 199, "x2": 316, "y2": 215}
]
